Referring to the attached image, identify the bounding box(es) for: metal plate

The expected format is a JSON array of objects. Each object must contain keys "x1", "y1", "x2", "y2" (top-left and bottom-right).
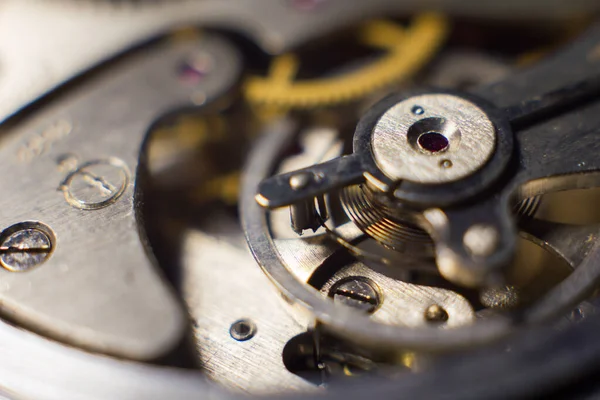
[
  {"x1": 371, "y1": 94, "x2": 496, "y2": 184},
  {"x1": 0, "y1": 35, "x2": 241, "y2": 360}
]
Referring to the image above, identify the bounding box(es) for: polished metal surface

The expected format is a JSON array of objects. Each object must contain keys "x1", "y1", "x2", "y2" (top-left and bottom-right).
[
  {"x1": 425, "y1": 51, "x2": 511, "y2": 89},
  {"x1": 0, "y1": 2, "x2": 599, "y2": 398},
  {"x1": 274, "y1": 200, "x2": 474, "y2": 329},
  {"x1": 0, "y1": 223, "x2": 54, "y2": 272},
  {"x1": 0, "y1": 316, "x2": 220, "y2": 400},
  {"x1": 242, "y1": 120, "x2": 514, "y2": 352},
  {"x1": 329, "y1": 276, "x2": 381, "y2": 313},
  {"x1": 59, "y1": 158, "x2": 131, "y2": 210},
  {"x1": 270, "y1": 126, "x2": 343, "y2": 239},
  {"x1": 229, "y1": 319, "x2": 257, "y2": 342},
  {"x1": 0, "y1": 35, "x2": 241, "y2": 360},
  {"x1": 3, "y1": 0, "x2": 595, "y2": 125},
  {"x1": 254, "y1": 90, "x2": 511, "y2": 287},
  {"x1": 242, "y1": 22, "x2": 600, "y2": 348},
  {"x1": 521, "y1": 219, "x2": 600, "y2": 269},
  {"x1": 255, "y1": 154, "x2": 364, "y2": 209},
  {"x1": 255, "y1": 92, "x2": 500, "y2": 211},
  {"x1": 371, "y1": 94, "x2": 496, "y2": 184},
  {"x1": 339, "y1": 184, "x2": 433, "y2": 255},
  {"x1": 276, "y1": 235, "x2": 339, "y2": 283},
  {"x1": 181, "y1": 229, "x2": 316, "y2": 394},
  {"x1": 320, "y1": 262, "x2": 474, "y2": 328},
  {"x1": 462, "y1": 224, "x2": 499, "y2": 257}
]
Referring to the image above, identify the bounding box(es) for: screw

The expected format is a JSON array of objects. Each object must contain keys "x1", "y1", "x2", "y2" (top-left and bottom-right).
[
  {"x1": 61, "y1": 159, "x2": 130, "y2": 210},
  {"x1": 424, "y1": 304, "x2": 448, "y2": 323},
  {"x1": 0, "y1": 224, "x2": 54, "y2": 272},
  {"x1": 230, "y1": 319, "x2": 256, "y2": 341},
  {"x1": 411, "y1": 105, "x2": 425, "y2": 115},
  {"x1": 463, "y1": 224, "x2": 499, "y2": 257},
  {"x1": 289, "y1": 172, "x2": 311, "y2": 190},
  {"x1": 330, "y1": 277, "x2": 380, "y2": 313},
  {"x1": 440, "y1": 159, "x2": 453, "y2": 169}
]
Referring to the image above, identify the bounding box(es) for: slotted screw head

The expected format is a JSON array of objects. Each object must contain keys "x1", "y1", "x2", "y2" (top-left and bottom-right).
[
  {"x1": 0, "y1": 224, "x2": 54, "y2": 272},
  {"x1": 330, "y1": 277, "x2": 380, "y2": 313}
]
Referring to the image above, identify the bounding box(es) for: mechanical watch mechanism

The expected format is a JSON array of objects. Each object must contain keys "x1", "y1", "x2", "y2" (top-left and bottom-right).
[{"x1": 0, "y1": 1, "x2": 600, "y2": 399}]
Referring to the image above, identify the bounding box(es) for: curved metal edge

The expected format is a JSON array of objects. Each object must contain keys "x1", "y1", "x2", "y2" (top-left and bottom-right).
[
  {"x1": 0, "y1": 318, "x2": 224, "y2": 400},
  {"x1": 352, "y1": 89, "x2": 514, "y2": 207},
  {"x1": 240, "y1": 118, "x2": 516, "y2": 352},
  {"x1": 315, "y1": 313, "x2": 600, "y2": 400},
  {"x1": 525, "y1": 232, "x2": 600, "y2": 324}
]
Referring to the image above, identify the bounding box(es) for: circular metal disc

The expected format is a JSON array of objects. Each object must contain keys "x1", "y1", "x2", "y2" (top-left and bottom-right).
[{"x1": 371, "y1": 94, "x2": 496, "y2": 184}]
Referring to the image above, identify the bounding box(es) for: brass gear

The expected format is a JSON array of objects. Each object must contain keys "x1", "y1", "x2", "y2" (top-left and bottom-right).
[{"x1": 244, "y1": 13, "x2": 448, "y2": 110}]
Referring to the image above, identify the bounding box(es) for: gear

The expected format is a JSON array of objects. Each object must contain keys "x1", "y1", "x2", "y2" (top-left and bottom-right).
[{"x1": 244, "y1": 13, "x2": 448, "y2": 109}]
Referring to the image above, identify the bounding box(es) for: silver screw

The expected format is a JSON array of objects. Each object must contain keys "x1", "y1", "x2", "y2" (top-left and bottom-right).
[
  {"x1": 330, "y1": 277, "x2": 380, "y2": 313},
  {"x1": 424, "y1": 304, "x2": 449, "y2": 323},
  {"x1": 61, "y1": 160, "x2": 130, "y2": 210},
  {"x1": 440, "y1": 159, "x2": 453, "y2": 169},
  {"x1": 463, "y1": 224, "x2": 499, "y2": 257},
  {"x1": 411, "y1": 105, "x2": 425, "y2": 115},
  {"x1": 230, "y1": 319, "x2": 256, "y2": 341},
  {"x1": 0, "y1": 225, "x2": 53, "y2": 272},
  {"x1": 289, "y1": 172, "x2": 311, "y2": 190}
]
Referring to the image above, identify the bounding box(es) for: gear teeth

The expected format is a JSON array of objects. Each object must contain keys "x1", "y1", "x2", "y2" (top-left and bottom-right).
[{"x1": 244, "y1": 13, "x2": 449, "y2": 110}]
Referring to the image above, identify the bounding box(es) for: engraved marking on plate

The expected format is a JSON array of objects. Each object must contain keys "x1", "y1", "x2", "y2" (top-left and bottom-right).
[
  {"x1": 17, "y1": 120, "x2": 72, "y2": 163},
  {"x1": 59, "y1": 158, "x2": 130, "y2": 210}
]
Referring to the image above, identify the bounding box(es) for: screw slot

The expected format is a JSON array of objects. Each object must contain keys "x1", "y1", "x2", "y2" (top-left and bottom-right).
[
  {"x1": 230, "y1": 319, "x2": 257, "y2": 341},
  {"x1": 60, "y1": 158, "x2": 130, "y2": 210},
  {"x1": 329, "y1": 277, "x2": 381, "y2": 313},
  {"x1": 0, "y1": 222, "x2": 56, "y2": 272}
]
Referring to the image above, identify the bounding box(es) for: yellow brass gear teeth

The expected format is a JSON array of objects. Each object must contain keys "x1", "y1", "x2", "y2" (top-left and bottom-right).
[{"x1": 244, "y1": 13, "x2": 448, "y2": 109}]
